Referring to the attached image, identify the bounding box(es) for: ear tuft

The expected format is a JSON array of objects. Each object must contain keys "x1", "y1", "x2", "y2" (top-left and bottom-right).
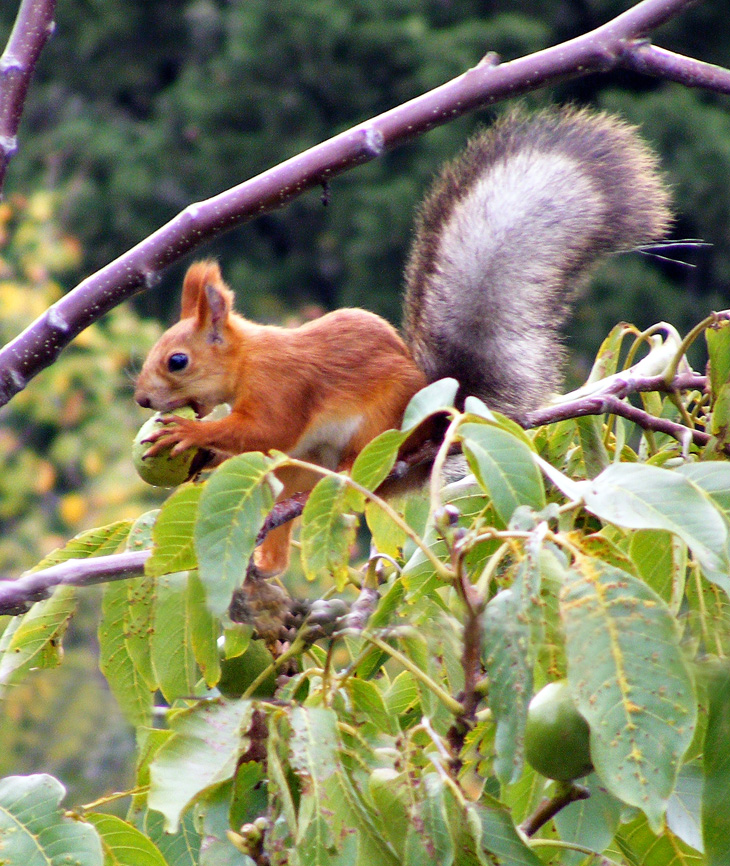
[
  {"x1": 180, "y1": 260, "x2": 223, "y2": 319},
  {"x1": 204, "y1": 281, "x2": 234, "y2": 342}
]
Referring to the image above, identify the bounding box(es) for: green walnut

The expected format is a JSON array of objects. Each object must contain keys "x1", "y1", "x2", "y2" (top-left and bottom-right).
[
  {"x1": 524, "y1": 680, "x2": 593, "y2": 781},
  {"x1": 132, "y1": 406, "x2": 198, "y2": 487},
  {"x1": 217, "y1": 639, "x2": 277, "y2": 699}
]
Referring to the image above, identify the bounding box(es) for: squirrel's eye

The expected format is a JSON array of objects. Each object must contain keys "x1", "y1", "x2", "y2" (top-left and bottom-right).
[{"x1": 168, "y1": 352, "x2": 189, "y2": 373}]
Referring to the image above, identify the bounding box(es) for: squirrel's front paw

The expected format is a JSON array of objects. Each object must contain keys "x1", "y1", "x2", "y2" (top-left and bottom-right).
[{"x1": 142, "y1": 415, "x2": 201, "y2": 457}]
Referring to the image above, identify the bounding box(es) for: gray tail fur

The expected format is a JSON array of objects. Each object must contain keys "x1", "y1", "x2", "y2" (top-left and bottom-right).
[{"x1": 402, "y1": 105, "x2": 672, "y2": 418}]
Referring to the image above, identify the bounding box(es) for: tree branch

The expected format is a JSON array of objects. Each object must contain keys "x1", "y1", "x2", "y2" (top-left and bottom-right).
[
  {"x1": 520, "y1": 782, "x2": 591, "y2": 837},
  {"x1": 525, "y1": 371, "x2": 708, "y2": 444},
  {"x1": 0, "y1": 0, "x2": 726, "y2": 407},
  {"x1": 0, "y1": 0, "x2": 56, "y2": 196},
  {"x1": 0, "y1": 550, "x2": 148, "y2": 615}
]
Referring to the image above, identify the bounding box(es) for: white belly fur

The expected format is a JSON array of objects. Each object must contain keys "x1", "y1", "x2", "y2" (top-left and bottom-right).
[{"x1": 289, "y1": 414, "x2": 364, "y2": 469}]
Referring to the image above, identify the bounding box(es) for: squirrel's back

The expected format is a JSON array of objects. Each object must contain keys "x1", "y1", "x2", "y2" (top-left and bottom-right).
[{"x1": 403, "y1": 105, "x2": 672, "y2": 419}]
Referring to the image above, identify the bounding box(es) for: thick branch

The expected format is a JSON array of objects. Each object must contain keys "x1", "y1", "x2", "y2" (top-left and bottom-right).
[
  {"x1": 0, "y1": 0, "x2": 56, "y2": 195},
  {"x1": 0, "y1": 0, "x2": 724, "y2": 406}
]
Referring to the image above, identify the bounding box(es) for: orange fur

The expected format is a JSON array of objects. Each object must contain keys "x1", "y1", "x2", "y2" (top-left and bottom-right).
[{"x1": 135, "y1": 261, "x2": 426, "y2": 576}]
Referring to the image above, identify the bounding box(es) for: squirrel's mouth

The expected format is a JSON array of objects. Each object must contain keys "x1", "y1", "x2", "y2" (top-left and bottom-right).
[
  {"x1": 189, "y1": 400, "x2": 205, "y2": 419},
  {"x1": 151, "y1": 396, "x2": 203, "y2": 418}
]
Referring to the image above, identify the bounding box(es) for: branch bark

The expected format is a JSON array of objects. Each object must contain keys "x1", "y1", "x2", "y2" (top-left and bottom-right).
[
  {"x1": 0, "y1": 0, "x2": 56, "y2": 195},
  {"x1": 0, "y1": 0, "x2": 726, "y2": 407},
  {"x1": 0, "y1": 550, "x2": 148, "y2": 615}
]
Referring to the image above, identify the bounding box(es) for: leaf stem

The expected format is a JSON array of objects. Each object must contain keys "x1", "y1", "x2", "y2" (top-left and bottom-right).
[
  {"x1": 81, "y1": 786, "x2": 148, "y2": 811},
  {"x1": 528, "y1": 838, "x2": 623, "y2": 866},
  {"x1": 285, "y1": 457, "x2": 453, "y2": 580},
  {"x1": 360, "y1": 630, "x2": 465, "y2": 716},
  {"x1": 429, "y1": 413, "x2": 464, "y2": 518},
  {"x1": 241, "y1": 634, "x2": 307, "y2": 699}
]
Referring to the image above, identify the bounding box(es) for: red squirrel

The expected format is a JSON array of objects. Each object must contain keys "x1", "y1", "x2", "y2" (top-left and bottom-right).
[{"x1": 135, "y1": 105, "x2": 671, "y2": 577}]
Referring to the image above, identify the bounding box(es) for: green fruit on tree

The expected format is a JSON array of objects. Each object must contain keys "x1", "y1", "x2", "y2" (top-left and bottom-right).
[
  {"x1": 217, "y1": 639, "x2": 277, "y2": 699},
  {"x1": 524, "y1": 680, "x2": 593, "y2": 781},
  {"x1": 132, "y1": 406, "x2": 198, "y2": 487}
]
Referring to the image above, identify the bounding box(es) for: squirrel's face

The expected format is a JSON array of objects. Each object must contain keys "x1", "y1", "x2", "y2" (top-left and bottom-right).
[{"x1": 134, "y1": 317, "x2": 233, "y2": 417}]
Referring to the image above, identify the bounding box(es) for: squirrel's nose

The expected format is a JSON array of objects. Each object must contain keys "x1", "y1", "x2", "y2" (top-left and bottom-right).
[{"x1": 135, "y1": 392, "x2": 152, "y2": 409}]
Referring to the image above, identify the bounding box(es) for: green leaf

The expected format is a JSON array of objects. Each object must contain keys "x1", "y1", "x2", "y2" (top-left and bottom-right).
[
  {"x1": 414, "y1": 774, "x2": 454, "y2": 865},
  {"x1": 676, "y1": 462, "x2": 730, "y2": 517},
  {"x1": 151, "y1": 571, "x2": 198, "y2": 703},
  {"x1": 560, "y1": 557, "x2": 697, "y2": 831},
  {"x1": 400, "y1": 631, "x2": 436, "y2": 716},
  {"x1": 351, "y1": 428, "x2": 407, "y2": 491},
  {"x1": 147, "y1": 483, "x2": 203, "y2": 576},
  {"x1": 579, "y1": 463, "x2": 730, "y2": 594},
  {"x1": 195, "y1": 454, "x2": 276, "y2": 616},
  {"x1": 667, "y1": 762, "x2": 703, "y2": 853},
  {"x1": 0, "y1": 774, "x2": 102, "y2": 866},
  {"x1": 34, "y1": 520, "x2": 132, "y2": 569},
  {"x1": 616, "y1": 810, "x2": 703, "y2": 865},
  {"x1": 99, "y1": 581, "x2": 154, "y2": 726},
  {"x1": 149, "y1": 699, "x2": 255, "y2": 832},
  {"x1": 702, "y1": 663, "x2": 730, "y2": 864},
  {"x1": 707, "y1": 320, "x2": 730, "y2": 441},
  {"x1": 187, "y1": 570, "x2": 221, "y2": 688},
  {"x1": 123, "y1": 574, "x2": 157, "y2": 692},
  {"x1": 0, "y1": 520, "x2": 133, "y2": 693},
  {"x1": 229, "y1": 762, "x2": 267, "y2": 833},
  {"x1": 86, "y1": 812, "x2": 167, "y2": 866},
  {"x1": 126, "y1": 511, "x2": 159, "y2": 553},
  {"x1": 347, "y1": 678, "x2": 395, "y2": 734},
  {"x1": 471, "y1": 794, "x2": 544, "y2": 866},
  {"x1": 460, "y1": 421, "x2": 545, "y2": 526},
  {"x1": 300, "y1": 474, "x2": 357, "y2": 590},
  {"x1": 401, "y1": 378, "x2": 458, "y2": 430},
  {"x1": 576, "y1": 415, "x2": 610, "y2": 478},
  {"x1": 116, "y1": 514, "x2": 159, "y2": 692},
  {"x1": 365, "y1": 499, "x2": 407, "y2": 559},
  {"x1": 128, "y1": 730, "x2": 202, "y2": 866},
  {"x1": 553, "y1": 774, "x2": 623, "y2": 865},
  {"x1": 439, "y1": 779, "x2": 542, "y2": 866},
  {"x1": 629, "y1": 529, "x2": 686, "y2": 612},
  {"x1": 197, "y1": 782, "x2": 253, "y2": 866},
  {"x1": 132, "y1": 808, "x2": 200, "y2": 866},
  {"x1": 383, "y1": 670, "x2": 419, "y2": 717},
  {"x1": 288, "y1": 707, "x2": 399, "y2": 866},
  {"x1": 367, "y1": 769, "x2": 410, "y2": 860},
  {"x1": 482, "y1": 586, "x2": 532, "y2": 784},
  {"x1": 0, "y1": 586, "x2": 76, "y2": 692}
]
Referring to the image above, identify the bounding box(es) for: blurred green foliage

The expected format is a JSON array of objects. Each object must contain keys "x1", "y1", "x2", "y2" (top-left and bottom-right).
[
  {"x1": 0, "y1": 191, "x2": 166, "y2": 573},
  {"x1": 0, "y1": 0, "x2": 726, "y2": 351}
]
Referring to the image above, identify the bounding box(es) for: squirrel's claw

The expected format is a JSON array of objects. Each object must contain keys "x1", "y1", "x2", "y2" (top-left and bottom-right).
[{"x1": 141, "y1": 415, "x2": 200, "y2": 457}]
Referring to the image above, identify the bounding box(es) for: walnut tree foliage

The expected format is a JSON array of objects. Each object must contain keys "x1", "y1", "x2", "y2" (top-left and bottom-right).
[{"x1": 4, "y1": 322, "x2": 730, "y2": 863}]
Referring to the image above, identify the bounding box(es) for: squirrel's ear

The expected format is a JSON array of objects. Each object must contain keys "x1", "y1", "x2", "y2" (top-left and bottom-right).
[
  {"x1": 195, "y1": 279, "x2": 234, "y2": 344},
  {"x1": 180, "y1": 260, "x2": 223, "y2": 319}
]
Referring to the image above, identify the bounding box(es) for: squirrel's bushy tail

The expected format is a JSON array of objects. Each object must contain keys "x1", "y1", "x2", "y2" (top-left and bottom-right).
[{"x1": 402, "y1": 105, "x2": 672, "y2": 418}]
